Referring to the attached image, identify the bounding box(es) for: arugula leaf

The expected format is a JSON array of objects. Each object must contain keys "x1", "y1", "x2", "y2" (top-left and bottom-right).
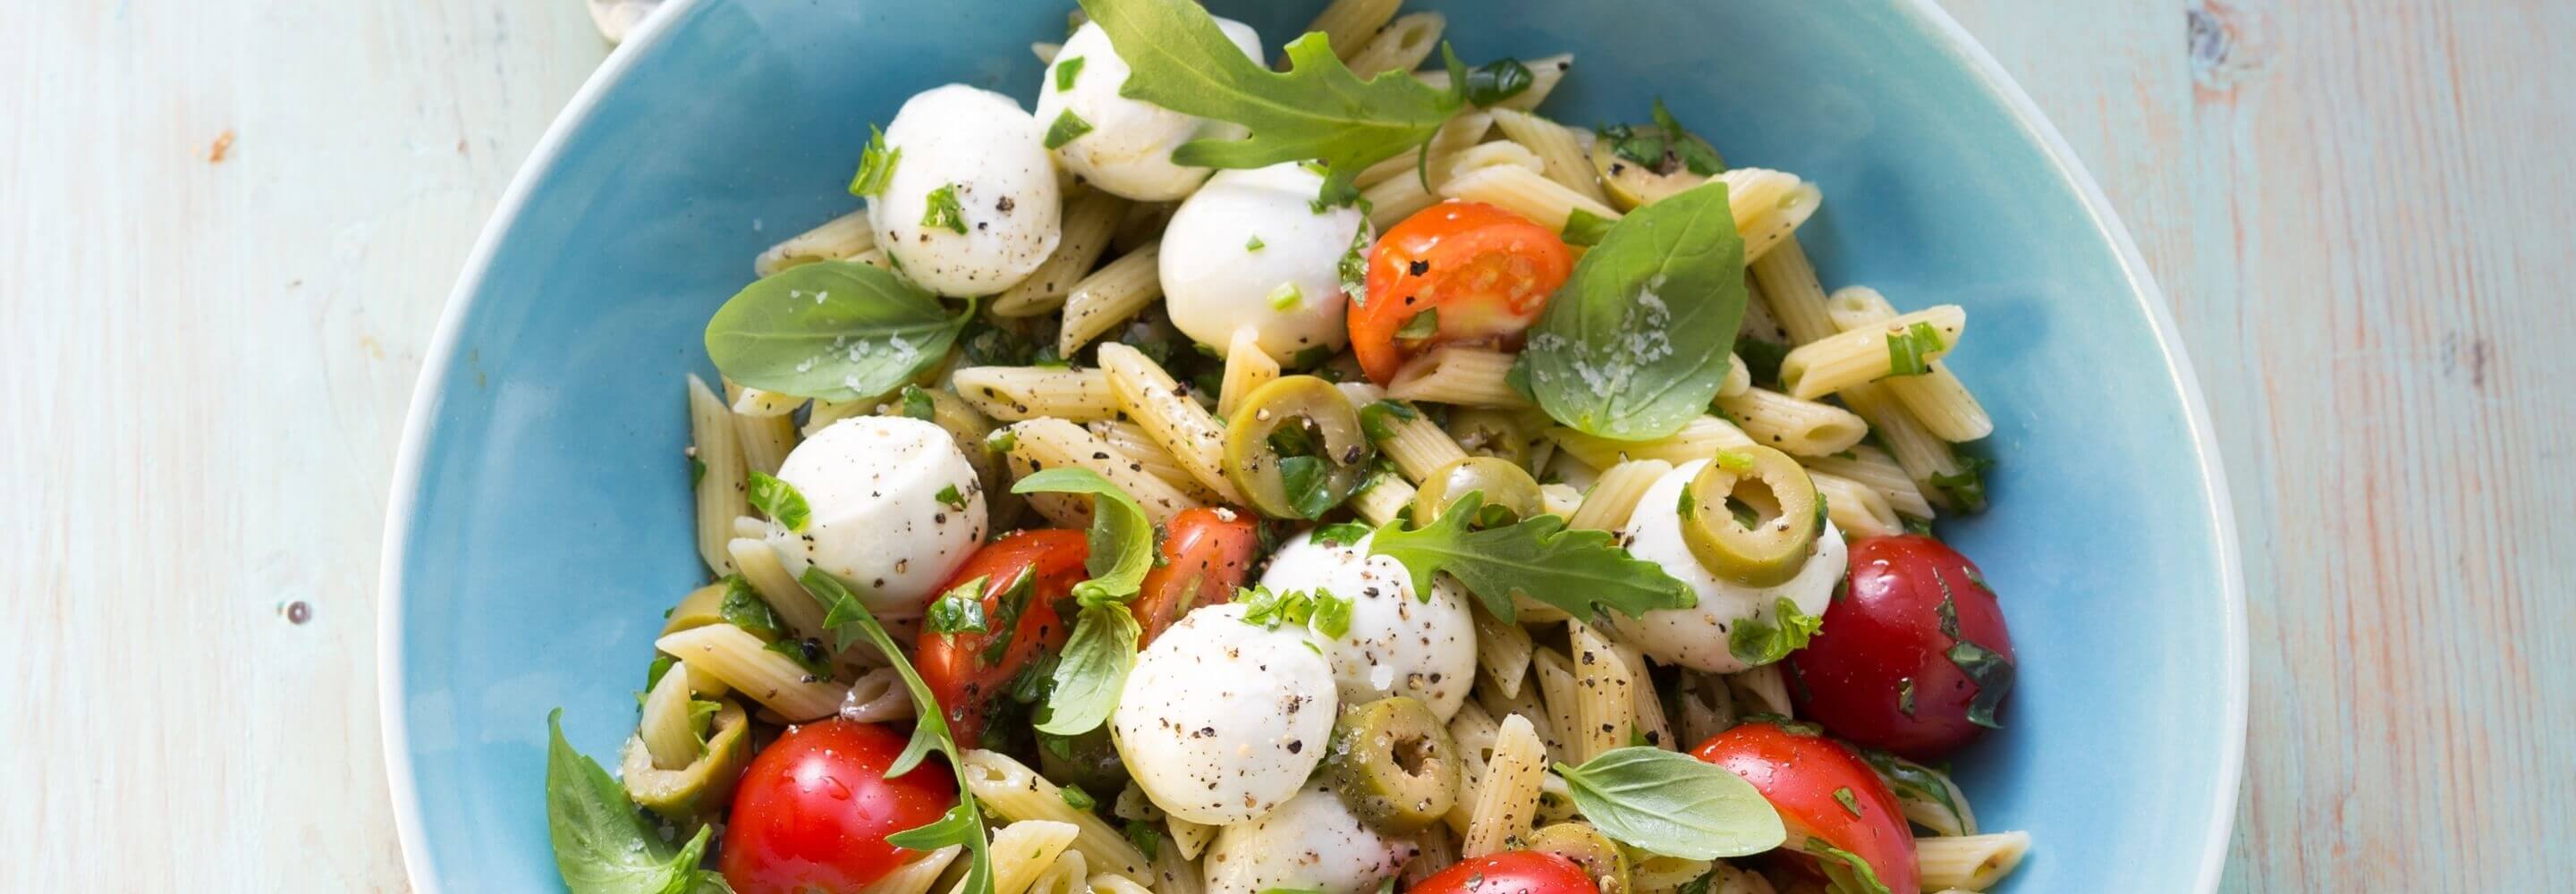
[
  {"x1": 746, "y1": 472, "x2": 810, "y2": 533},
  {"x1": 1552, "y1": 746, "x2": 1785, "y2": 859},
  {"x1": 848, "y1": 124, "x2": 899, "y2": 198},
  {"x1": 717, "y1": 576, "x2": 784, "y2": 640},
  {"x1": 1516, "y1": 181, "x2": 1747, "y2": 441},
  {"x1": 1077, "y1": 0, "x2": 1462, "y2": 206},
  {"x1": 1035, "y1": 603, "x2": 1140, "y2": 735},
  {"x1": 1884, "y1": 321, "x2": 1945, "y2": 377},
  {"x1": 544, "y1": 710, "x2": 729, "y2": 894},
  {"x1": 1368, "y1": 492, "x2": 1696, "y2": 622},
  {"x1": 704, "y1": 261, "x2": 974, "y2": 401},
  {"x1": 922, "y1": 183, "x2": 969, "y2": 233},
  {"x1": 1560, "y1": 207, "x2": 1615, "y2": 247},
  {"x1": 1045, "y1": 110, "x2": 1095, "y2": 150},
  {"x1": 1462, "y1": 58, "x2": 1534, "y2": 106},
  {"x1": 1806, "y1": 839, "x2": 1894, "y2": 894},
  {"x1": 1726, "y1": 596, "x2": 1824, "y2": 666},
  {"x1": 1945, "y1": 640, "x2": 2016, "y2": 729},
  {"x1": 801, "y1": 569, "x2": 996, "y2": 894}
]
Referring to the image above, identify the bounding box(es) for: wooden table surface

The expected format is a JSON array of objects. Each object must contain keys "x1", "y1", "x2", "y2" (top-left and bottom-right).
[{"x1": 4, "y1": 0, "x2": 2568, "y2": 890}]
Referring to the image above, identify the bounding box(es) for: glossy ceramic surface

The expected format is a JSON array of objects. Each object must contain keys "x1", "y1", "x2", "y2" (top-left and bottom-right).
[{"x1": 381, "y1": 1, "x2": 2246, "y2": 890}]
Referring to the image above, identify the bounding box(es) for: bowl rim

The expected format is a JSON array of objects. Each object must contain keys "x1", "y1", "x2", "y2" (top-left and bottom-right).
[{"x1": 376, "y1": 2, "x2": 2249, "y2": 890}]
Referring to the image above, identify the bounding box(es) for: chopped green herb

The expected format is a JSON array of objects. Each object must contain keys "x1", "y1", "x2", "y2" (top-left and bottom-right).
[
  {"x1": 1358, "y1": 399, "x2": 1420, "y2": 442},
  {"x1": 1726, "y1": 596, "x2": 1825, "y2": 666},
  {"x1": 1734, "y1": 337, "x2": 1790, "y2": 387},
  {"x1": 718, "y1": 576, "x2": 786, "y2": 640},
  {"x1": 1650, "y1": 98, "x2": 1724, "y2": 175},
  {"x1": 1462, "y1": 57, "x2": 1534, "y2": 107},
  {"x1": 1045, "y1": 109, "x2": 1095, "y2": 149},
  {"x1": 985, "y1": 427, "x2": 1019, "y2": 453},
  {"x1": 928, "y1": 577, "x2": 992, "y2": 636},
  {"x1": 1394, "y1": 308, "x2": 1439, "y2": 340},
  {"x1": 765, "y1": 637, "x2": 833, "y2": 677},
  {"x1": 1946, "y1": 639, "x2": 2016, "y2": 729},
  {"x1": 1123, "y1": 820, "x2": 1161, "y2": 862},
  {"x1": 643, "y1": 654, "x2": 678, "y2": 692},
  {"x1": 921, "y1": 182, "x2": 969, "y2": 233},
  {"x1": 1059, "y1": 784, "x2": 1097, "y2": 812},
  {"x1": 1561, "y1": 207, "x2": 1616, "y2": 246},
  {"x1": 901, "y1": 384, "x2": 937, "y2": 421},
  {"x1": 848, "y1": 124, "x2": 900, "y2": 198},
  {"x1": 688, "y1": 455, "x2": 707, "y2": 488},
  {"x1": 1928, "y1": 454, "x2": 1993, "y2": 513},
  {"x1": 1246, "y1": 234, "x2": 1266, "y2": 251},
  {"x1": 1902, "y1": 514, "x2": 1935, "y2": 536},
  {"x1": 1312, "y1": 521, "x2": 1373, "y2": 547},
  {"x1": 1267, "y1": 282, "x2": 1304, "y2": 310},
  {"x1": 1896, "y1": 677, "x2": 1917, "y2": 716},
  {"x1": 1055, "y1": 55, "x2": 1086, "y2": 91},
  {"x1": 1884, "y1": 321, "x2": 1946, "y2": 376},
  {"x1": 1237, "y1": 585, "x2": 1354, "y2": 639},
  {"x1": 747, "y1": 471, "x2": 811, "y2": 531},
  {"x1": 1833, "y1": 786, "x2": 1863, "y2": 817},
  {"x1": 1805, "y1": 838, "x2": 1894, "y2": 894},
  {"x1": 937, "y1": 483, "x2": 969, "y2": 510},
  {"x1": 1338, "y1": 224, "x2": 1372, "y2": 302}
]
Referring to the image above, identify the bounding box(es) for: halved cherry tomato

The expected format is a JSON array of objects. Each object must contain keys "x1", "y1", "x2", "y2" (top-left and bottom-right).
[
  {"x1": 720, "y1": 719, "x2": 959, "y2": 893},
  {"x1": 916, "y1": 529, "x2": 1088, "y2": 743},
  {"x1": 1693, "y1": 722, "x2": 1919, "y2": 894},
  {"x1": 1788, "y1": 535, "x2": 2017, "y2": 761},
  {"x1": 1351, "y1": 201, "x2": 1574, "y2": 384},
  {"x1": 1410, "y1": 850, "x2": 1597, "y2": 894},
  {"x1": 1131, "y1": 507, "x2": 1260, "y2": 644}
]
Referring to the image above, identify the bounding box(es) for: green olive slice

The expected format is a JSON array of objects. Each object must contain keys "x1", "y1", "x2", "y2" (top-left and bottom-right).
[
  {"x1": 1681, "y1": 445, "x2": 1824, "y2": 587},
  {"x1": 619, "y1": 699, "x2": 752, "y2": 819},
  {"x1": 1445, "y1": 408, "x2": 1537, "y2": 468},
  {"x1": 1411, "y1": 456, "x2": 1544, "y2": 527},
  {"x1": 1589, "y1": 127, "x2": 1724, "y2": 211},
  {"x1": 1326, "y1": 696, "x2": 1460, "y2": 833},
  {"x1": 1525, "y1": 822, "x2": 1631, "y2": 894},
  {"x1": 660, "y1": 583, "x2": 729, "y2": 636},
  {"x1": 1223, "y1": 375, "x2": 1377, "y2": 519}
]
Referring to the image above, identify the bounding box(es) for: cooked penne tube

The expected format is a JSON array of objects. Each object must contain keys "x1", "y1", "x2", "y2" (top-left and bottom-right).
[
  {"x1": 1438, "y1": 164, "x2": 1620, "y2": 234},
  {"x1": 1356, "y1": 112, "x2": 1494, "y2": 189},
  {"x1": 1714, "y1": 386, "x2": 1870, "y2": 456},
  {"x1": 1098, "y1": 343, "x2": 1244, "y2": 503},
  {"x1": 1748, "y1": 235, "x2": 1840, "y2": 344},
  {"x1": 753, "y1": 209, "x2": 875, "y2": 277},
  {"x1": 1776, "y1": 305, "x2": 1968, "y2": 401},
  {"x1": 688, "y1": 375, "x2": 748, "y2": 576},
  {"x1": 1916, "y1": 831, "x2": 2032, "y2": 890},
  {"x1": 1805, "y1": 443, "x2": 1936, "y2": 519},
  {"x1": 1828, "y1": 286, "x2": 1994, "y2": 441},
  {"x1": 1367, "y1": 401, "x2": 1471, "y2": 483},
  {"x1": 1057, "y1": 242, "x2": 1164, "y2": 357},
  {"x1": 1488, "y1": 108, "x2": 1608, "y2": 204},
  {"x1": 654, "y1": 623, "x2": 844, "y2": 721},
  {"x1": 1385, "y1": 345, "x2": 1535, "y2": 409},
  {"x1": 1347, "y1": 12, "x2": 1444, "y2": 78},
  {"x1": 1301, "y1": 0, "x2": 1401, "y2": 63},
  {"x1": 732, "y1": 408, "x2": 798, "y2": 477},
  {"x1": 1461, "y1": 713, "x2": 1547, "y2": 856},
  {"x1": 996, "y1": 190, "x2": 1126, "y2": 317},
  {"x1": 1568, "y1": 459, "x2": 1671, "y2": 531},
  {"x1": 1348, "y1": 472, "x2": 1417, "y2": 527},
  {"x1": 1837, "y1": 380, "x2": 1978, "y2": 510},
  {"x1": 1000, "y1": 418, "x2": 1203, "y2": 522},
  {"x1": 1720, "y1": 350, "x2": 1752, "y2": 397},
  {"x1": 1563, "y1": 622, "x2": 1635, "y2": 763},
  {"x1": 1546, "y1": 416, "x2": 1756, "y2": 468},
  {"x1": 953, "y1": 367, "x2": 1122, "y2": 422},
  {"x1": 961, "y1": 750, "x2": 1153, "y2": 882},
  {"x1": 858, "y1": 848, "x2": 961, "y2": 894},
  {"x1": 1216, "y1": 327, "x2": 1280, "y2": 418},
  {"x1": 1810, "y1": 468, "x2": 1902, "y2": 537},
  {"x1": 1470, "y1": 604, "x2": 1534, "y2": 698}
]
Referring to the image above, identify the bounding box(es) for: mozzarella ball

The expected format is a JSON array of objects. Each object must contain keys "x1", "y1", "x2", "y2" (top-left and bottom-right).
[
  {"x1": 1114, "y1": 603, "x2": 1337, "y2": 824},
  {"x1": 868, "y1": 85, "x2": 1062, "y2": 296},
  {"x1": 763, "y1": 416, "x2": 987, "y2": 619},
  {"x1": 1257, "y1": 532, "x2": 1477, "y2": 720},
  {"x1": 1201, "y1": 781, "x2": 1419, "y2": 894},
  {"x1": 1160, "y1": 164, "x2": 1364, "y2": 362},
  {"x1": 1607, "y1": 460, "x2": 1849, "y2": 673},
  {"x1": 1035, "y1": 20, "x2": 1262, "y2": 201}
]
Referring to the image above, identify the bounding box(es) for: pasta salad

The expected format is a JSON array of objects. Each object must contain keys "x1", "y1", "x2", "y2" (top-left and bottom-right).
[{"x1": 540, "y1": 1, "x2": 2026, "y2": 893}]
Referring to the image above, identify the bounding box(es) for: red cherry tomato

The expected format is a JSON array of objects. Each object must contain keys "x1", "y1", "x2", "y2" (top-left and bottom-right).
[
  {"x1": 1351, "y1": 201, "x2": 1574, "y2": 384},
  {"x1": 1409, "y1": 850, "x2": 1597, "y2": 894},
  {"x1": 1787, "y1": 535, "x2": 2017, "y2": 761},
  {"x1": 720, "y1": 720, "x2": 959, "y2": 893},
  {"x1": 1131, "y1": 507, "x2": 1260, "y2": 645},
  {"x1": 916, "y1": 530, "x2": 1088, "y2": 743},
  {"x1": 1692, "y1": 722, "x2": 1919, "y2": 894}
]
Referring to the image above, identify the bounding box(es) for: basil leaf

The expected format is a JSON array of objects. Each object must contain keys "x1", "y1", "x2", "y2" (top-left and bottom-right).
[
  {"x1": 1518, "y1": 181, "x2": 1747, "y2": 441},
  {"x1": 1560, "y1": 207, "x2": 1616, "y2": 247},
  {"x1": 764, "y1": 637, "x2": 832, "y2": 678},
  {"x1": 717, "y1": 576, "x2": 784, "y2": 640},
  {"x1": 1034, "y1": 603, "x2": 1141, "y2": 735},
  {"x1": 1928, "y1": 454, "x2": 1994, "y2": 513},
  {"x1": 1368, "y1": 492, "x2": 1696, "y2": 622},
  {"x1": 1553, "y1": 746, "x2": 1784, "y2": 859},
  {"x1": 544, "y1": 710, "x2": 725, "y2": 894},
  {"x1": 1078, "y1": 0, "x2": 1462, "y2": 206},
  {"x1": 1725, "y1": 596, "x2": 1824, "y2": 666},
  {"x1": 1946, "y1": 639, "x2": 2016, "y2": 730},
  {"x1": 1734, "y1": 337, "x2": 1790, "y2": 387},
  {"x1": 704, "y1": 261, "x2": 973, "y2": 401},
  {"x1": 928, "y1": 577, "x2": 991, "y2": 635},
  {"x1": 1462, "y1": 57, "x2": 1533, "y2": 107},
  {"x1": 1275, "y1": 455, "x2": 1346, "y2": 519},
  {"x1": 1011, "y1": 468, "x2": 1153, "y2": 605},
  {"x1": 1650, "y1": 98, "x2": 1724, "y2": 176},
  {"x1": 746, "y1": 471, "x2": 810, "y2": 532},
  {"x1": 848, "y1": 124, "x2": 899, "y2": 198}
]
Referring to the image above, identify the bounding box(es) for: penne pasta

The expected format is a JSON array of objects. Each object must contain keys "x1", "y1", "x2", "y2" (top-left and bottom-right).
[
  {"x1": 1915, "y1": 832, "x2": 2031, "y2": 891},
  {"x1": 1301, "y1": 0, "x2": 1402, "y2": 63},
  {"x1": 1385, "y1": 345, "x2": 1535, "y2": 409},
  {"x1": 1776, "y1": 305, "x2": 1968, "y2": 401},
  {"x1": 1530, "y1": 647, "x2": 1584, "y2": 765},
  {"x1": 1460, "y1": 713, "x2": 1546, "y2": 857},
  {"x1": 1058, "y1": 242, "x2": 1164, "y2": 356},
  {"x1": 1216, "y1": 327, "x2": 1281, "y2": 418},
  {"x1": 1563, "y1": 621, "x2": 1636, "y2": 763},
  {"x1": 1098, "y1": 343, "x2": 1244, "y2": 502},
  {"x1": 962, "y1": 750, "x2": 1153, "y2": 883},
  {"x1": 687, "y1": 375, "x2": 748, "y2": 576},
  {"x1": 1470, "y1": 603, "x2": 1535, "y2": 698},
  {"x1": 1488, "y1": 108, "x2": 1608, "y2": 204},
  {"x1": 733, "y1": 408, "x2": 799, "y2": 477},
  {"x1": 1810, "y1": 468, "x2": 1902, "y2": 537},
  {"x1": 753, "y1": 209, "x2": 875, "y2": 277},
  {"x1": 1803, "y1": 443, "x2": 1936, "y2": 519},
  {"x1": 996, "y1": 190, "x2": 1127, "y2": 317},
  {"x1": 1827, "y1": 287, "x2": 1994, "y2": 441},
  {"x1": 1438, "y1": 164, "x2": 1620, "y2": 234},
  {"x1": 1568, "y1": 459, "x2": 1672, "y2": 531},
  {"x1": 1346, "y1": 12, "x2": 1444, "y2": 78},
  {"x1": 1714, "y1": 386, "x2": 1870, "y2": 456},
  {"x1": 953, "y1": 367, "x2": 1122, "y2": 423},
  {"x1": 859, "y1": 847, "x2": 962, "y2": 894},
  {"x1": 653, "y1": 623, "x2": 845, "y2": 721},
  {"x1": 1748, "y1": 235, "x2": 1840, "y2": 344},
  {"x1": 970, "y1": 820, "x2": 1081, "y2": 894},
  {"x1": 999, "y1": 418, "x2": 1204, "y2": 522},
  {"x1": 1356, "y1": 111, "x2": 1494, "y2": 189}
]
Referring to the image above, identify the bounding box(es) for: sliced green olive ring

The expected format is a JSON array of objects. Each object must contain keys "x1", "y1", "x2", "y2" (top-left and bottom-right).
[
  {"x1": 620, "y1": 699, "x2": 752, "y2": 819},
  {"x1": 1589, "y1": 126, "x2": 1725, "y2": 211},
  {"x1": 1445, "y1": 408, "x2": 1537, "y2": 469},
  {"x1": 1524, "y1": 822, "x2": 1631, "y2": 894},
  {"x1": 1682, "y1": 445, "x2": 1823, "y2": 587},
  {"x1": 660, "y1": 583, "x2": 729, "y2": 636},
  {"x1": 1411, "y1": 456, "x2": 1545, "y2": 527},
  {"x1": 1222, "y1": 375, "x2": 1376, "y2": 519},
  {"x1": 1326, "y1": 696, "x2": 1461, "y2": 833}
]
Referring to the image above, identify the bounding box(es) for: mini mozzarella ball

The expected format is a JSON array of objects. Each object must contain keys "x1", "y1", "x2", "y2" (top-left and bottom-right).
[
  {"x1": 763, "y1": 416, "x2": 987, "y2": 619},
  {"x1": 1608, "y1": 460, "x2": 1849, "y2": 673},
  {"x1": 1114, "y1": 603, "x2": 1337, "y2": 824},
  {"x1": 1035, "y1": 20, "x2": 1262, "y2": 201},
  {"x1": 1202, "y1": 781, "x2": 1419, "y2": 894},
  {"x1": 1160, "y1": 164, "x2": 1364, "y2": 362},
  {"x1": 1257, "y1": 532, "x2": 1477, "y2": 720},
  {"x1": 867, "y1": 85, "x2": 1062, "y2": 296}
]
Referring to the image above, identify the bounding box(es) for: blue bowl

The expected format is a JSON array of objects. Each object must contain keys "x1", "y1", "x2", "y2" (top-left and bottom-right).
[{"x1": 381, "y1": 1, "x2": 2246, "y2": 890}]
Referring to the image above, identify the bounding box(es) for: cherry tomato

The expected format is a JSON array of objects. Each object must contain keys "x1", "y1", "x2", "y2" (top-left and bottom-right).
[
  {"x1": 1787, "y1": 535, "x2": 2017, "y2": 761},
  {"x1": 1131, "y1": 507, "x2": 1260, "y2": 644},
  {"x1": 1409, "y1": 850, "x2": 1597, "y2": 894},
  {"x1": 1351, "y1": 201, "x2": 1574, "y2": 384},
  {"x1": 916, "y1": 530, "x2": 1088, "y2": 743},
  {"x1": 1692, "y1": 722, "x2": 1919, "y2": 894},
  {"x1": 720, "y1": 720, "x2": 959, "y2": 893}
]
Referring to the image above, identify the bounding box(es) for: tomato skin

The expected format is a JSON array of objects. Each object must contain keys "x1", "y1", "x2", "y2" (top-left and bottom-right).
[
  {"x1": 1131, "y1": 508, "x2": 1260, "y2": 644},
  {"x1": 915, "y1": 530, "x2": 1089, "y2": 743},
  {"x1": 720, "y1": 720, "x2": 959, "y2": 893},
  {"x1": 1787, "y1": 535, "x2": 2016, "y2": 761},
  {"x1": 1351, "y1": 201, "x2": 1574, "y2": 384},
  {"x1": 1410, "y1": 850, "x2": 1597, "y2": 894},
  {"x1": 1692, "y1": 722, "x2": 1919, "y2": 894}
]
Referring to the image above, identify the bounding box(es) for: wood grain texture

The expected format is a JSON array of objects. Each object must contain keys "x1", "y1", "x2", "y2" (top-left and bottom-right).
[
  {"x1": 1940, "y1": 0, "x2": 2576, "y2": 889},
  {"x1": 0, "y1": 0, "x2": 606, "y2": 890},
  {"x1": 4, "y1": 0, "x2": 2571, "y2": 890}
]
